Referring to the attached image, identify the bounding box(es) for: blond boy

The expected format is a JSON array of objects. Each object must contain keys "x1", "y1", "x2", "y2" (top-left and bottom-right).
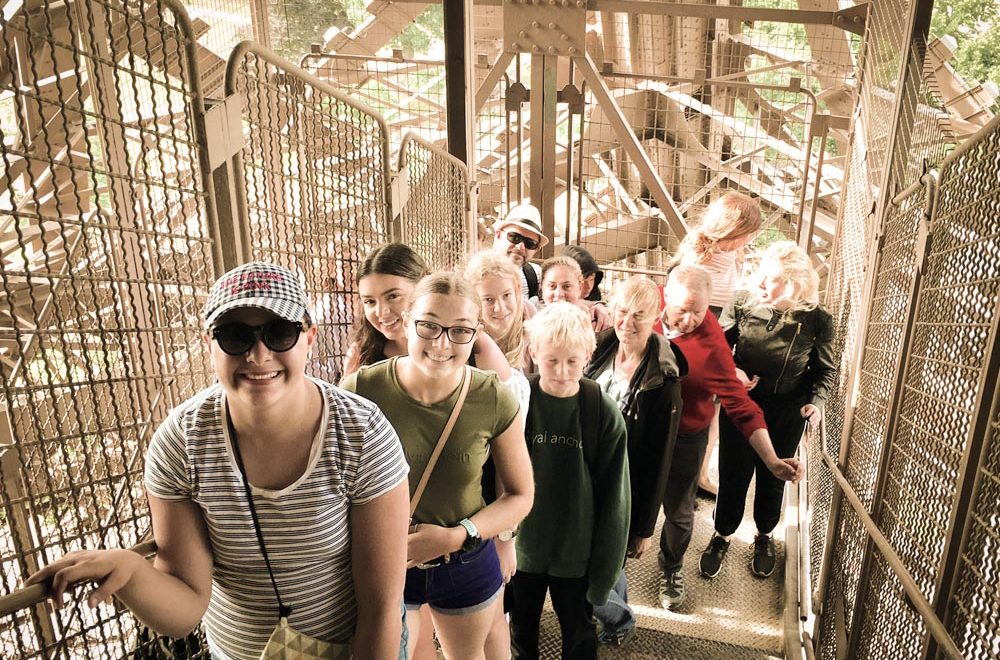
[{"x1": 506, "y1": 302, "x2": 630, "y2": 659}]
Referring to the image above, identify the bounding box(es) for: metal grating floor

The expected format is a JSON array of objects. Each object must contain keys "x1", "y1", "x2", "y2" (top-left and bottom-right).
[{"x1": 539, "y1": 479, "x2": 785, "y2": 659}]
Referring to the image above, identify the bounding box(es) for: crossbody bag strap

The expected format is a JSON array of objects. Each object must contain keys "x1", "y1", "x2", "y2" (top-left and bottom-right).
[
  {"x1": 226, "y1": 404, "x2": 291, "y2": 618},
  {"x1": 409, "y1": 365, "x2": 471, "y2": 517}
]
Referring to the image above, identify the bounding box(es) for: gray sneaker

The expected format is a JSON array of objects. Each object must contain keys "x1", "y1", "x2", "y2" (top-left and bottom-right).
[
  {"x1": 658, "y1": 570, "x2": 686, "y2": 609},
  {"x1": 699, "y1": 534, "x2": 730, "y2": 578},
  {"x1": 752, "y1": 534, "x2": 777, "y2": 578}
]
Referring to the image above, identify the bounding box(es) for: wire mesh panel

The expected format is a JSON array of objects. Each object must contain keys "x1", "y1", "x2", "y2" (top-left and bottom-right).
[
  {"x1": 184, "y1": 0, "x2": 256, "y2": 95},
  {"x1": 398, "y1": 133, "x2": 471, "y2": 270},
  {"x1": 814, "y1": 2, "x2": 910, "y2": 652},
  {"x1": 843, "y1": 112, "x2": 1000, "y2": 658},
  {"x1": 0, "y1": 0, "x2": 218, "y2": 655},
  {"x1": 892, "y1": 116, "x2": 1000, "y2": 660},
  {"x1": 302, "y1": 53, "x2": 448, "y2": 156},
  {"x1": 226, "y1": 43, "x2": 393, "y2": 384},
  {"x1": 946, "y1": 384, "x2": 1000, "y2": 658}
]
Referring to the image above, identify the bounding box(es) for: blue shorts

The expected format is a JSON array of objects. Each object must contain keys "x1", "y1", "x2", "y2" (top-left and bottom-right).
[{"x1": 404, "y1": 539, "x2": 503, "y2": 615}]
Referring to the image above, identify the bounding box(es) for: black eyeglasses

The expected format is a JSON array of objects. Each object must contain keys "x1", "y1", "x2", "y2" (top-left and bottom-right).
[
  {"x1": 505, "y1": 231, "x2": 539, "y2": 251},
  {"x1": 211, "y1": 319, "x2": 304, "y2": 356},
  {"x1": 412, "y1": 319, "x2": 478, "y2": 344}
]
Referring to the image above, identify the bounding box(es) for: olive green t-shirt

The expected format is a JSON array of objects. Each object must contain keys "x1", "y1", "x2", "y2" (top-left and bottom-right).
[{"x1": 340, "y1": 357, "x2": 520, "y2": 527}]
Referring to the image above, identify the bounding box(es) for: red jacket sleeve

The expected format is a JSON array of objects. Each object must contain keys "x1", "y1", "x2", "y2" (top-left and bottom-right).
[{"x1": 702, "y1": 316, "x2": 767, "y2": 439}]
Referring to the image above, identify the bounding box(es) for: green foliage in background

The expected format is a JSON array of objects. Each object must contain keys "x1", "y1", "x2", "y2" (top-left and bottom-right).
[
  {"x1": 931, "y1": 0, "x2": 1000, "y2": 93},
  {"x1": 269, "y1": 0, "x2": 352, "y2": 60},
  {"x1": 269, "y1": 0, "x2": 443, "y2": 60}
]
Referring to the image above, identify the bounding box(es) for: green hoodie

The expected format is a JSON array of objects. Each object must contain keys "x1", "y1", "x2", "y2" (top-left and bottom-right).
[{"x1": 516, "y1": 379, "x2": 631, "y2": 606}]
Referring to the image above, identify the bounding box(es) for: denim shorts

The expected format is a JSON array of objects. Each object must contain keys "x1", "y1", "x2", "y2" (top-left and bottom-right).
[{"x1": 404, "y1": 539, "x2": 503, "y2": 615}]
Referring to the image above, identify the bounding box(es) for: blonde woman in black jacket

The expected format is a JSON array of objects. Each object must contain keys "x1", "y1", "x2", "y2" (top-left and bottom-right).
[{"x1": 701, "y1": 241, "x2": 836, "y2": 581}]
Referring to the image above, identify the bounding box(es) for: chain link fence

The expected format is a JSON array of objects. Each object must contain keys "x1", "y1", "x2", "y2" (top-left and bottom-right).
[
  {"x1": 0, "y1": 0, "x2": 220, "y2": 656},
  {"x1": 225, "y1": 42, "x2": 394, "y2": 384}
]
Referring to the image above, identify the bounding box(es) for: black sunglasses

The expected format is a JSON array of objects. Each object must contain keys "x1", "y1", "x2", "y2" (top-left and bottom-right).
[
  {"x1": 412, "y1": 319, "x2": 478, "y2": 344},
  {"x1": 211, "y1": 319, "x2": 304, "y2": 356},
  {"x1": 505, "y1": 231, "x2": 539, "y2": 251}
]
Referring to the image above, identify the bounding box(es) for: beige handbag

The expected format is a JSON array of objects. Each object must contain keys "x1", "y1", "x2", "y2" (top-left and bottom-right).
[
  {"x1": 260, "y1": 617, "x2": 351, "y2": 659},
  {"x1": 227, "y1": 408, "x2": 353, "y2": 660}
]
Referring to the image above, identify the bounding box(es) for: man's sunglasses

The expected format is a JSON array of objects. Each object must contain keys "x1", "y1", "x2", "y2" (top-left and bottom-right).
[
  {"x1": 505, "y1": 231, "x2": 539, "y2": 251},
  {"x1": 211, "y1": 319, "x2": 304, "y2": 356},
  {"x1": 412, "y1": 319, "x2": 478, "y2": 344}
]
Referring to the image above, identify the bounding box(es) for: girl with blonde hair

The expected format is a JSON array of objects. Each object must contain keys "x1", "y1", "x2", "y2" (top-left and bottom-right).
[{"x1": 465, "y1": 251, "x2": 528, "y2": 370}]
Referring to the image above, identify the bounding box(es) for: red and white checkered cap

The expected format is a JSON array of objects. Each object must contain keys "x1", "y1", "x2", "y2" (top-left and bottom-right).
[{"x1": 203, "y1": 262, "x2": 311, "y2": 327}]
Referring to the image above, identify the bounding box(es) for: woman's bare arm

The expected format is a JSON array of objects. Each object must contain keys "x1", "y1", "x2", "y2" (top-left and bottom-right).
[
  {"x1": 27, "y1": 496, "x2": 213, "y2": 638},
  {"x1": 351, "y1": 480, "x2": 409, "y2": 659}
]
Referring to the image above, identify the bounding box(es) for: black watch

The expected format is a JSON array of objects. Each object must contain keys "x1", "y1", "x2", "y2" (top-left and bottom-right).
[{"x1": 458, "y1": 518, "x2": 480, "y2": 552}]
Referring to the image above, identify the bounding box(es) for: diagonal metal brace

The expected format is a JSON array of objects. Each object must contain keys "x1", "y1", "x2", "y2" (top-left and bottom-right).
[{"x1": 574, "y1": 53, "x2": 689, "y2": 239}]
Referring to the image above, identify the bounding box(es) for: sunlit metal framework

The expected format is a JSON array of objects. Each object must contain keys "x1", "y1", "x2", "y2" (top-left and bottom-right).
[{"x1": 0, "y1": 0, "x2": 999, "y2": 658}]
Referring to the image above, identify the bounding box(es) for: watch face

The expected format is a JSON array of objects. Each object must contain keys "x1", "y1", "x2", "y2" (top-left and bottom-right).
[{"x1": 498, "y1": 530, "x2": 513, "y2": 542}]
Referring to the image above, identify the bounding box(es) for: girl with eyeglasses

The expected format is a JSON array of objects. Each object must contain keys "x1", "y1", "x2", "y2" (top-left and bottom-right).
[
  {"x1": 343, "y1": 243, "x2": 512, "y2": 383},
  {"x1": 341, "y1": 272, "x2": 534, "y2": 660},
  {"x1": 28, "y1": 262, "x2": 411, "y2": 659}
]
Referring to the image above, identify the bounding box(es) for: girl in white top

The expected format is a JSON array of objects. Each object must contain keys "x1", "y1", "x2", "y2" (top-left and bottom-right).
[
  {"x1": 463, "y1": 250, "x2": 532, "y2": 660},
  {"x1": 28, "y1": 262, "x2": 411, "y2": 660},
  {"x1": 674, "y1": 192, "x2": 763, "y2": 312},
  {"x1": 673, "y1": 192, "x2": 764, "y2": 498}
]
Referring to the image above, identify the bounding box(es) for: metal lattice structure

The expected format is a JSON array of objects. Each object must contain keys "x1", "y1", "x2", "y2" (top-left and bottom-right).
[
  {"x1": 398, "y1": 132, "x2": 472, "y2": 270},
  {"x1": 0, "y1": 0, "x2": 220, "y2": 656},
  {"x1": 1, "y1": 0, "x2": 1000, "y2": 658},
  {"x1": 224, "y1": 42, "x2": 394, "y2": 384}
]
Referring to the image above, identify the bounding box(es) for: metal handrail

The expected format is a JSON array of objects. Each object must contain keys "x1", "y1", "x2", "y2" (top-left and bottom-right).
[
  {"x1": 817, "y1": 420, "x2": 964, "y2": 660},
  {"x1": 0, "y1": 540, "x2": 157, "y2": 618},
  {"x1": 784, "y1": 428, "x2": 813, "y2": 660}
]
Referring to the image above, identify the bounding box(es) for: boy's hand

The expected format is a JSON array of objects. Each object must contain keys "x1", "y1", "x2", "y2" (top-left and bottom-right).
[
  {"x1": 495, "y1": 537, "x2": 517, "y2": 583},
  {"x1": 626, "y1": 535, "x2": 651, "y2": 559}
]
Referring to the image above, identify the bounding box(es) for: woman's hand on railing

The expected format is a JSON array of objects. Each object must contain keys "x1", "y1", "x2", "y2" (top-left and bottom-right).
[
  {"x1": 800, "y1": 403, "x2": 822, "y2": 429},
  {"x1": 24, "y1": 548, "x2": 145, "y2": 609}
]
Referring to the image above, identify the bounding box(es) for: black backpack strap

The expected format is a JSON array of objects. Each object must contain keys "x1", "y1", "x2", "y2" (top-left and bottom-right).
[
  {"x1": 578, "y1": 378, "x2": 602, "y2": 469},
  {"x1": 525, "y1": 373, "x2": 540, "y2": 446},
  {"x1": 522, "y1": 263, "x2": 539, "y2": 298},
  {"x1": 526, "y1": 374, "x2": 601, "y2": 468}
]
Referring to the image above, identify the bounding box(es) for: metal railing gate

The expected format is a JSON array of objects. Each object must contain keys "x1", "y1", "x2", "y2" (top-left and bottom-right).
[{"x1": 0, "y1": 3, "x2": 470, "y2": 655}]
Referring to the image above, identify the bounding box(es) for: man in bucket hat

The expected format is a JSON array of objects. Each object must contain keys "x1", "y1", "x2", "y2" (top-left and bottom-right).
[{"x1": 492, "y1": 203, "x2": 549, "y2": 301}]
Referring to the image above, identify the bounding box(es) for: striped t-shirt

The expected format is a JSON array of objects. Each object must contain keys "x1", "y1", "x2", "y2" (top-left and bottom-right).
[{"x1": 144, "y1": 379, "x2": 408, "y2": 660}]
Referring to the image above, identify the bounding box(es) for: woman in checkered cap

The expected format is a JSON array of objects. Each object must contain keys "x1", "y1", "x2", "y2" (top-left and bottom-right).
[{"x1": 28, "y1": 262, "x2": 411, "y2": 660}]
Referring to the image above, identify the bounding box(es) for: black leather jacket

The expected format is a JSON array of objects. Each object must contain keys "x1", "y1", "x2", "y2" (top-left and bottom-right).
[
  {"x1": 720, "y1": 291, "x2": 836, "y2": 404},
  {"x1": 585, "y1": 330, "x2": 687, "y2": 539}
]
